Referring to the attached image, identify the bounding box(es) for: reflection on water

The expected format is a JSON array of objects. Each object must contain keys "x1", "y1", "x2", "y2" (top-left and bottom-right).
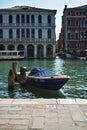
[
  {"x1": 8, "y1": 83, "x2": 65, "y2": 99},
  {"x1": 0, "y1": 57, "x2": 87, "y2": 99}
]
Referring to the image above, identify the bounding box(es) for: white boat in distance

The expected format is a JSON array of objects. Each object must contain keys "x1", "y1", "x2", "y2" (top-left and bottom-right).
[{"x1": 0, "y1": 50, "x2": 24, "y2": 60}]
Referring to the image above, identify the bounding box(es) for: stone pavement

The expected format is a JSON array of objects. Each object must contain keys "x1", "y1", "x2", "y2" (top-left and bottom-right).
[{"x1": 0, "y1": 98, "x2": 87, "y2": 130}]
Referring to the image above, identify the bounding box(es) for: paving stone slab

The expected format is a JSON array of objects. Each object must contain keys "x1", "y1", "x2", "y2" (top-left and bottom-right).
[{"x1": 0, "y1": 99, "x2": 87, "y2": 130}]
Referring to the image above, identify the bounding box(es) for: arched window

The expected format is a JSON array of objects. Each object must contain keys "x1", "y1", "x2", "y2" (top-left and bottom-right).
[
  {"x1": 9, "y1": 15, "x2": 13, "y2": 24},
  {"x1": 16, "y1": 29, "x2": 20, "y2": 39},
  {"x1": 46, "y1": 44, "x2": 53, "y2": 56},
  {"x1": 8, "y1": 44, "x2": 14, "y2": 50},
  {"x1": 38, "y1": 29, "x2": 42, "y2": 38},
  {"x1": 26, "y1": 29, "x2": 30, "y2": 38},
  {"x1": 16, "y1": 15, "x2": 20, "y2": 24},
  {"x1": 31, "y1": 29, "x2": 35, "y2": 38},
  {"x1": 9, "y1": 29, "x2": 13, "y2": 39},
  {"x1": 26, "y1": 15, "x2": 30, "y2": 24},
  {"x1": 21, "y1": 29, "x2": 25, "y2": 38},
  {"x1": 0, "y1": 29, "x2": 3, "y2": 38},
  {"x1": 17, "y1": 44, "x2": 24, "y2": 50},
  {"x1": 38, "y1": 15, "x2": 42, "y2": 24},
  {"x1": 31, "y1": 15, "x2": 34, "y2": 24},
  {"x1": 47, "y1": 15, "x2": 51, "y2": 24},
  {"x1": 48, "y1": 29, "x2": 51, "y2": 38},
  {"x1": 0, "y1": 15, "x2": 3, "y2": 24},
  {"x1": 21, "y1": 15, "x2": 25, "y2": 24}
]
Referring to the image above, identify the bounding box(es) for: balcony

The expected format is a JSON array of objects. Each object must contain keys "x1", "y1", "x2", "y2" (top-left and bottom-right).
[
  {"x1": 0, "y1": 23, "x2": 56, "y2": 28},
  {"x1": 0, "y1": 38, "x2": 56, "y2": 44}
]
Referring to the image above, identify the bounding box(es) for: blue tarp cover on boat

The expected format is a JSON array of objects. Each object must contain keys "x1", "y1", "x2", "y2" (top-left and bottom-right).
[{"x1": 29, "y1": 67, "x2": 57, "y2": 77}]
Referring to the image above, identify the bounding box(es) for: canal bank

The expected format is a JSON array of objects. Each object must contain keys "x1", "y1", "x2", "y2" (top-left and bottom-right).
[{"x1": 0, "y1": 98, "x2": 87, "y2": 130}]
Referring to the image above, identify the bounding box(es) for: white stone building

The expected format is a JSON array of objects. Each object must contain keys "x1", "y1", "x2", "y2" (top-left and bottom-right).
[{"x1": 0, "y1": 6, "x2": 57, "y2": 59}]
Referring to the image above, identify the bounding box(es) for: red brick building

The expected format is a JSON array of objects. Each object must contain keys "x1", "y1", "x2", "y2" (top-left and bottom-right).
[{"x1": 60, "y1": 5, "x2": 87, "y2": 55}]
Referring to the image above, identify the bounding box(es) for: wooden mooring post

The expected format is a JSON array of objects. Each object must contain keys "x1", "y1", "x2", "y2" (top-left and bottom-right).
[
  {"x1": 8, "y1": 69, "x2": 15, "y2": 90},
  {"x1": 8, "y1": 62, "x2": 27, "y2": 89},
  {"x1": 8, "y1": 62, "x2": 17, "y2": 90},
  {"x1": 12, "y1": 62, "x2": 17, "y2": 80}
]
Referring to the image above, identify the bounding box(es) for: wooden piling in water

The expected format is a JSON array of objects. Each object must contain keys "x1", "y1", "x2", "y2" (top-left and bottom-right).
[
  {"x1": 8, "y1": 62, "x2": 27, "y2": 89},
  {"x1": 8, "y1": 62, "x2": 17, "y2": 90},
  {"x1": 12, "y1": 62, "x2": 17, "y2": 80},
  {"x1": 8, "y1": 69, "x2": 15, "y2": 90}
]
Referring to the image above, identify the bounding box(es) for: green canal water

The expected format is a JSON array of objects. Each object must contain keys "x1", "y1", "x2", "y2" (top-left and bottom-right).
[{"x1": 0, "y1": 57, "x2": 87, "y2": 99}]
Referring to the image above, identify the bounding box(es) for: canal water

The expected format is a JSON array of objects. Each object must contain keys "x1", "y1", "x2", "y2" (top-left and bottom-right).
[{"x1": 0, "y1": 57, "x2": 87, "y2": 99}]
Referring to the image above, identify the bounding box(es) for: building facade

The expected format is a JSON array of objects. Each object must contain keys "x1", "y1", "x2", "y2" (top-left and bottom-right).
[
  {"x1": 0, "y1": 6, "x2": 56, "y2": 58},
  {"x1": 60, "y1": 5, "x2": 87, "y2": 54}
]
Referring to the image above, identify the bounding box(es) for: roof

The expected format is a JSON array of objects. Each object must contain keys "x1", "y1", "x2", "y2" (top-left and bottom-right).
[
  {"x1": 0, "y1": 6, "x2": 57, "y2": 14},
  {"x1": 64, "y1": 5, "x2": 87, "y2": 11}
]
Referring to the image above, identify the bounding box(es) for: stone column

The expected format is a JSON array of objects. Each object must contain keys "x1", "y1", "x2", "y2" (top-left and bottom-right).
[
  {"x1": 5, "y1": 45, "x2": 8, "y2": 50},
  {"x1": 20, "y1": 29, "x2": 21, "y2": 41},
  {"x1": 34, "y1": 45, "x2": 37, "y2": 58},
  {"x1": 44, "y1": 45, "x2": 46, "y2": 58},
  {"x1": 13, "y1": 14, "x2": 16, "y2": 25},
  {"x1": 24, "y1": 45, "x2": 27, "y2": 58},
  {"x1": 53, "y1": 44, "x2": 56, "y2": 58},
  {"x1": 14, "y1": 46, "x2": 17, "y2": 51}
]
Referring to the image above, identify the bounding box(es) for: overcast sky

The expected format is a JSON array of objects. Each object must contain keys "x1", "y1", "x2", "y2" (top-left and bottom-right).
[{"x1": 0, "y1": 0, "x2": 87, "y2": 40}]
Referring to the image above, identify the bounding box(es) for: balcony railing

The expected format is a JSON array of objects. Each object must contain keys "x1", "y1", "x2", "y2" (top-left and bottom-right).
[
  {"x1": 0, "y1": 23, "x2": 55, "y2": 27},
  {"x1": 0, "y1": 38, "x2": 56, "y2": 43}
]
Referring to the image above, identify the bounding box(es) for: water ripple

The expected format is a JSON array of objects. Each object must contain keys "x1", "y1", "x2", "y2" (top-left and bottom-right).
[{"x1": 0, "y1": 59, "x2": 87, "y2": 98}]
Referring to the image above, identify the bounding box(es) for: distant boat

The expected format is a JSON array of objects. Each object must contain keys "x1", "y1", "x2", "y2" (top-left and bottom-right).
[
  {"x1": 17, "y1": 67, "x2": 70, "y2": 90},
  {"x1": 77, "y1": 56, "x2": 86, "y2": 60},
  {"x1": 0, "y1": 50, "x2": 24, "y2": 60},
  {"x1": 65, "y1": 52, "x2": 76, "y2": 59},
  {"x1": 65, "y1": 52, "x2": 72, "y2": 59}
]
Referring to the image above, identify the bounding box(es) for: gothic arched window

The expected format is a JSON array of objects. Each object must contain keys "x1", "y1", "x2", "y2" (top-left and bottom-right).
[
  {"x1": 47, "y1": 15, "x2": 51, "y2": 24},
  {"x1": 26, "y1": 15, "x2": 30, "y2": 24},
  {"x1": 16, "y1": 15, "x2": 20, "y2": 24},
  {"x1": 38, "y1": 29, "x2": 42, "y2": 38},
  {"x1": 0, "y1": 15, "x2": 3, "y2": 24},
  {"x1": 21, "y1": 15, "x2": 25, "y2": 24},
  {"x1": 9, "y1": 29, "x2": 13, "y2": 39},
  {"x1": 38, "y1": 15, "x2": 42, "y2": 24},
  {"x1": 9, "y1": 15, "x2": 13, "y2": 24},
  {"x1": 31, "y1": 29, "x2": 35, "y2": 38},
  {"x1": 31, "y1": 15, "x2": 34, "y2": 24},
  {"x1": 16, "y1": 29, "x2": 20, "y2": 38},
  {"x1": 0, "y1": 29, "x2": 3, "y2": 38},
  {"x1": 48, "y1": 29, "x2": 51, "y2": 38},
  {"x1": 26, "y1": 29, "x2": 30, "y2": 38}
]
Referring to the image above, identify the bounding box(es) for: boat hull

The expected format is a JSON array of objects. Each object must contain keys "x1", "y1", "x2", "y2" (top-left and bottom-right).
[
  {"x1": 26, "y1": 76, "x2": 69, "y2": 90},
  {"x1": 16, "y1": 67, "x2": 70, "y2": 90}
]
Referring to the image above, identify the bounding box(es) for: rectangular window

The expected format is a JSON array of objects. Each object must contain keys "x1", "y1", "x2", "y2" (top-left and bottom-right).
[
  {"x1": 67, "y1": 33, "x2": 70, "y2": 39},
  {"x1": 0, "y1": 29, "x2": 3, "y2": 38},
  {"x1": 85, "y1": 32, "x2": 87, "y2": 39},
  {"x1": 76, "y1": 21, "x2": 79, "y2": 26},
  {"x1": 80, "y1": 32, "x2": 84, "y2": 39},
  {"x1": 67, "y1": 20, "x2": 70, "y2": 26},
  {"x1": 75, "y1": 33, "x2": 78, "y2": 39}
]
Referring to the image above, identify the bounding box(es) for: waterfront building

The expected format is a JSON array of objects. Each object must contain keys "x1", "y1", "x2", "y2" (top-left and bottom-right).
[
  {"x1": 0, "y1": 6, "x2": 56, "y2": 59},
  {"x1": 59, "y1": 5, "x2": 87, "y2": 55}
]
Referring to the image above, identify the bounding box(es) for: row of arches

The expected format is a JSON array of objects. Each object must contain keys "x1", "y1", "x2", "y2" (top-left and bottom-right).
[
  {"x1": 0, "y1": 44, "x2": 53, "y2": 58},
  {"x1": 0, "y1": 14, "x2": 52, "y2": 24}
]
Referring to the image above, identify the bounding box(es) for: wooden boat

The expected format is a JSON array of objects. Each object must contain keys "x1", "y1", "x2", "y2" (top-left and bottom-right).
[
  {"x1": 77, "y1": 56, "x2": 86, "y2": 60},
  {"x1": 0, "y1": 50, "x2": 24, "y2": 60},
  {"x1": 17, "y1": 67, "x2": 70, "y2": 90}
]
